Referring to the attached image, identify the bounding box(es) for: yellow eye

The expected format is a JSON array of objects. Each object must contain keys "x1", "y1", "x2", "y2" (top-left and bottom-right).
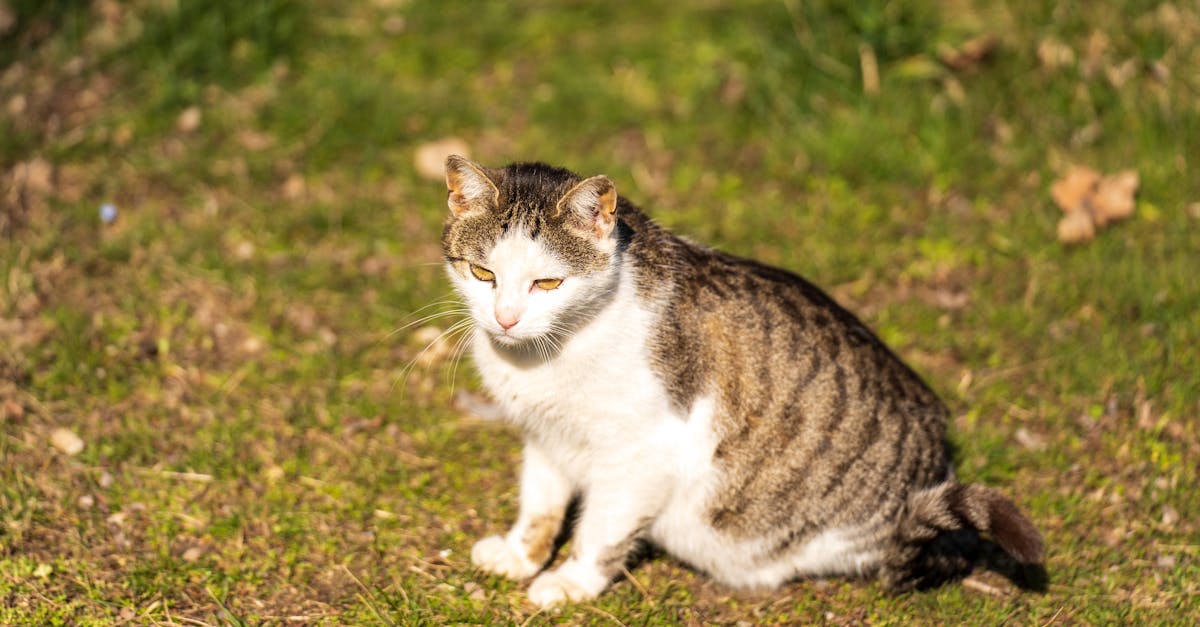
[
  {"x1": 534, "y1": 278, "x2": 563, "y2": 291},
  {"x1": 469, "y1": 264, "x2": 495, "y2": 281}
]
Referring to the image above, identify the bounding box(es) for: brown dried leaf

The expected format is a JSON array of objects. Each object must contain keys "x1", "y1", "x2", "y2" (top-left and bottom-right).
[
  {"x1": 0, "y1": 2, "x2": 14, "y2": 35},
  {"x1": 1161, "y1": 504, "x2": 1179, "y2": 528},
  {"x1": 181, "y1": 545, "x2": 207, "y2": 562},
  {"x1": 50, "y1": 427, "x2": 84, "y2": 456},
  {"x1": 2, "y1": 399, "x2": 23, "y2": 420},
  {"x1": 1037, "y1": 38, "x2": 1075, "y2": 71},
  {"x1": 237, "y1": 129, "x2": 275, "y2": 152},
  {"x1": 1093, "y1": 169, "x2": 1139, "y2": 224},
  {"x1": 1015, "y1": 427, "x2": 1047, "y2": 451},
  {"x1": 1050, "y1": 166, "x2": 1140, "y2": 244},
  {"x1": 281, "y1": 173, "x2": 306, "y2": 200},
  {"x1": 1051, "y1": 166, "x2": 1100, "y2": 213},
  {"x1": 177, "y1": 106, "x2": 202, "y2": 134},
  {"x1": 1057, "y1": 209, "x2": 1095, "y2": 244},
  {"x1": 412, "y1": 325, "x2": 452, "y2": 367},
  {"x1": 939, "y1": 34, "x2": 1000, "y2": 73}
]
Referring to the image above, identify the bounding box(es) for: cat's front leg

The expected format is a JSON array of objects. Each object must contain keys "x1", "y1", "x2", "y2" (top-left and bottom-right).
[
  {"x1": 527, "y1": 479, "x2": 658, "y2": 608},
  {"x1": 472, "y1": 441, "x2": 571, "y2": 580}
]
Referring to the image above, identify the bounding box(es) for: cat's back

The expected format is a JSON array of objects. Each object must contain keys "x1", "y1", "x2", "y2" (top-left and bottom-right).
[
  {"x1": 625, "y1": 215, "x2": 952, "y2": 544},
  {"x1": 627, "y1": 218, "x2": 943, "y2": 418}
]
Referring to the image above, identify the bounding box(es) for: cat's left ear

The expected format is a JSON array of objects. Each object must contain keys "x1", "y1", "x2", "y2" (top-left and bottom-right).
[
  {"x1": 557, "y1": 175, "x2": 618, "y2": 238},
  {"x1": 445, "y1": 155, "x2": 500, "y2": 216}
]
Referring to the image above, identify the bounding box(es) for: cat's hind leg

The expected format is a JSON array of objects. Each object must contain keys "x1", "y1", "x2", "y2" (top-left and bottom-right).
[{"x1": 471, "y1": 441, "x2": 572, "y2": 580}]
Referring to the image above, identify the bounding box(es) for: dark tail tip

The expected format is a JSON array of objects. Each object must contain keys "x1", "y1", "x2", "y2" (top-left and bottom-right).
[
  {"x1": 956, "y1": 484, "x2": 1044, "y2": 565},
  {"x1": 985, "y1": 493, "x2": 1044, "y2": 564}
]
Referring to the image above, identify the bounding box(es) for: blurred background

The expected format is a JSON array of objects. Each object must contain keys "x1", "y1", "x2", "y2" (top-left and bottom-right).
[{"x1": 1, "y1": 0, "x2": 1198, "y2": 623}]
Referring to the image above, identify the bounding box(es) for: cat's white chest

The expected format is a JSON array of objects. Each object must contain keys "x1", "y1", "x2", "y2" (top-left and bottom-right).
[{"x1": 471, "y1": 278, "x2": 677, "y2": 483}]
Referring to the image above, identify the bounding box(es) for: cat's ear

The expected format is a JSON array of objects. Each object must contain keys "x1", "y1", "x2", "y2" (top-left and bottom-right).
[
  {"x1": 557, "y1": 175, "x2": 618, "y2": 238},
  {"x1": 445, "y1": 155, "x2": 499, "y2": 216}
]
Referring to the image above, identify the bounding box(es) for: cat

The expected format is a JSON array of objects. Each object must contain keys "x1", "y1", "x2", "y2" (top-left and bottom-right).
[{"x1": 439, "y1": 155, "x2": 1043, "y2": 609}]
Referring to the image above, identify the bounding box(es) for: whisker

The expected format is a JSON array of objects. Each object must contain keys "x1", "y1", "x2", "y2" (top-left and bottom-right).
[
  {"x1": 394, "y1": 294, "x2": 459, "y2": 322},
  {"x1": 393, "y1": 317, "x2": 475, "y2": 397},
  {"x1": 384, "y1": 309, "x2": 471, "y2": 338},
  {"x1": 384, "y1": 297, "x2": 463, "y2": 331},
  {"x1": 444, "y1": 324, "x2": 476, "y2": 394}
]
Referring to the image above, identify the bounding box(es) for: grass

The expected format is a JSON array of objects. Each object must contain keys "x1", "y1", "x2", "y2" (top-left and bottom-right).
[{"x1": 2, "y1": 0, "x2": 1198, "y2": 623}]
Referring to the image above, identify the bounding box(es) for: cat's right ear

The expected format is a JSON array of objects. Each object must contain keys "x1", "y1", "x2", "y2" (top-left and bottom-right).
[{"x1": 445, "y1": 155, "x2": 499, "y2": 216}]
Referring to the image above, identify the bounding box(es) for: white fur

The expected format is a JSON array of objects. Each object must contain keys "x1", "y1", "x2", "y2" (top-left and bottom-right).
[{"x1": 451, "y1": 232, "x2": 879, "y2": 608}]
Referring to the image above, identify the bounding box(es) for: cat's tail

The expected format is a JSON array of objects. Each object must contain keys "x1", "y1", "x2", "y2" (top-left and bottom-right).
[{"x1": 882, "y1": 481, "x2": 1043, "y2": 590}]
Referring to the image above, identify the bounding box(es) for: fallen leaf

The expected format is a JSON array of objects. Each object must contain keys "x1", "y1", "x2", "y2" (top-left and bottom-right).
[
  {"x1": 1161, "y1": 504, "x2": 1179, "y2": 527},
  {"x1": 181, "y1": 546, "x2": 206, "y2": 562},
  {"x1": 1051, "y1": 166, "x2": 1139, "y2": 244},
  {"x1": 962, "y1": 575, "x2": 1008, "y2": 597},
  {"x1": 1051, "y1": 165, "x2": 1100, "y2": 213},
  {"x1": 0, "y1": 3, "x2": 14, "y2": 35},
  {"x1": 1092, "y1": 169, "x2": 1138, "y2": 224},
  {"x1": 1037, "y1": 38, "x2": 1075, "y2": 71},
  {"x1": 240, "y1": 336, "x2": 264, "y2": 354},
  {"x1": 177, "y1": 106, "x2": 202, "y2": 134},
  {"x1": 10, "y1": 157, "x2": 55, "y2": 197},
  {"x1": 6, "y1": 93, "x2": 25, "y2": 116},
  {"x1": 1057, "y1": 209, "x2": 1095, "y2": 244},
  {"x1": 1105, "y1": 58, "x2": 1138, "y2": 89},
  {"x1": 414, "y1": 137, "x2": 471, "y2": 180},
  {"x1": 939, "y1": 34, "x2": 1000, "y2": 73},
  {"x1": 50, "y1": 427, "x2": 84, "y2": 455},
  {"x1": 281, "y1": 173, "x2": 306, "y2": 199},
  {"x1": 2, "y1": 399, "x2": 23, "y2": 420},
  {"x1": 462, "y1": 581, "x2": 487, "y2": 601},
  {"x1": 1015, "y1": 427, "x2": 1047, "y2": 451},
  {"x1": 237, "y1": 129, "x2": 274, "y2": 152},
  {"x1": 234, "y1": 240, "x2": 255, "y2": 260},
  {"x1": 383, "y1": 15, "x2": 406, "y2": 35},
  {"x1": 412, "y1": 325, "x2": 452, "y2": 366}
]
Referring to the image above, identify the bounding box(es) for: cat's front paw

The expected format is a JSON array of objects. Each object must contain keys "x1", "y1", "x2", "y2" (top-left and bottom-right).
[
  {"x1": 527, "y1": 571, "x2": 593, "y2": 608},
  {"x1": 471, "y1": 535, "x2": 541, "y2": 580},
  {"x1": 526, "y1": 561, "x2": 608, "y2": 608}
]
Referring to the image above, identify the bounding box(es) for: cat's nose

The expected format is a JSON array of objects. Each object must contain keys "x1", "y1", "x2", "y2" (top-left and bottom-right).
[{"x1": 496, "y1": 313, "x2": 519, "y2": 330}]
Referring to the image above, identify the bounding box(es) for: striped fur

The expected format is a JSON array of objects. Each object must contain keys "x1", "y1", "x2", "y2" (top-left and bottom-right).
[{"x1": 442, "y1": 157, "x2": 1043, "y2": 607}]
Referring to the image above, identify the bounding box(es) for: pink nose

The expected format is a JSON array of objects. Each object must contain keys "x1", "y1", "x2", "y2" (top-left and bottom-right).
[{"x1": 496, "y1": 314, "x2": 519, "y2": 330}]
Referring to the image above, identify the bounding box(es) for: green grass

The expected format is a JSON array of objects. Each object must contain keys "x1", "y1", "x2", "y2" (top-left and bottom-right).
[{"x1": 2, "y1": 0, "x2": 1199, "y2": 623}]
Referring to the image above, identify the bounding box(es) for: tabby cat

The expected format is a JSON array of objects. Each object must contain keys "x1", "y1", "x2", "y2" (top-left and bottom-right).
[{"x1": 440, "y1": 155, "x2": 1042, "y2": 608}]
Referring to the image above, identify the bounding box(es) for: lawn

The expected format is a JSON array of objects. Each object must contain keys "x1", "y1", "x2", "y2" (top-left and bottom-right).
[{"x1": 1, "y1": 0, "x2": 1198, "y2": 624}]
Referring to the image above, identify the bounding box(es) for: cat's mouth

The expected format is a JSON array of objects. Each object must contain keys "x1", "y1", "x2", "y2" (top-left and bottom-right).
[
  {"x1": 485, "y1": 326, "x2": 558, "y2": 354},
  {"x1": 490, "y1": 329, "x2": 523, "y2": 345}
]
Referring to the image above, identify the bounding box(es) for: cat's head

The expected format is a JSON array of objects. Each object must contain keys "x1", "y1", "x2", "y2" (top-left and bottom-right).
[{"x1": 441, "y1": 155, "x2": 623, "y2": 347}]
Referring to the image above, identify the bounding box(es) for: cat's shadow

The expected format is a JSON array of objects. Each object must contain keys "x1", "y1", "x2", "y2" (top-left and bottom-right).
[{"x1": 972, "y1": 538, "x2": 1049, "y2": 593}]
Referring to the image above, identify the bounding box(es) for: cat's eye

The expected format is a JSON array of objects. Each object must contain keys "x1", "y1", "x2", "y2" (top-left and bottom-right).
[
  {"x1": 469, "y1": 264, "x2": 495, "y2": 282},
  {"x1": 534, "y1": 278, "x2": 563, "y2": 291}
]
